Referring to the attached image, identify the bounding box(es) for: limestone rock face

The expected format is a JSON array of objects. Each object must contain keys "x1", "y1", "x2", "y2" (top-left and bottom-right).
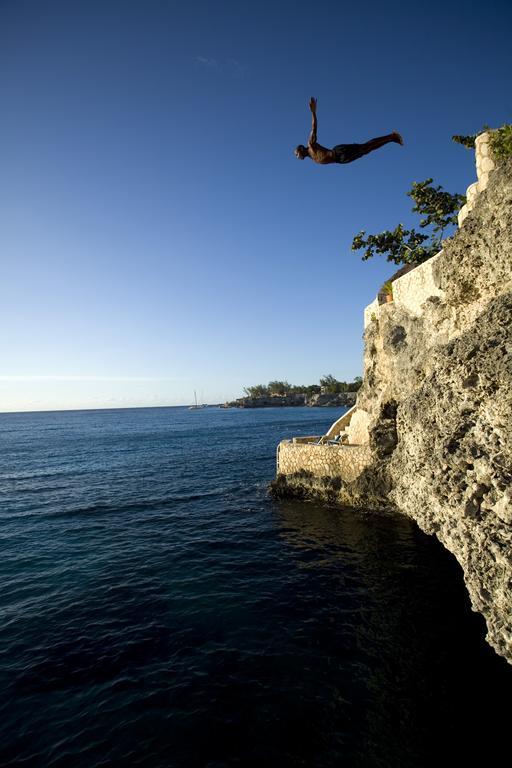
[
  {"x1": 358, "y1": 159, "x2": 512, "y2": 661},
  {"x1": 390, "y1": 294, "x2": 512, "y2": 661},
  {"x1": 272, "y1": 153, "x2": 512, "y2": 661}
]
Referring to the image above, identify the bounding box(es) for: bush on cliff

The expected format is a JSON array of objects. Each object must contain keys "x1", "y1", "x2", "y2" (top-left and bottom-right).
[
  {"x1": 351, "y1": 178, "x2": 465, "y2": 266},
  {"x1": 452, "y1": 123, "x2": 512, "y2": 160}
]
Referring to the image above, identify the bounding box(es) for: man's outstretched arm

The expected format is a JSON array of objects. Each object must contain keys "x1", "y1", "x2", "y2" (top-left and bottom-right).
[{"x1": 308, "y1": 97, "x2": 318, "y2": 146}]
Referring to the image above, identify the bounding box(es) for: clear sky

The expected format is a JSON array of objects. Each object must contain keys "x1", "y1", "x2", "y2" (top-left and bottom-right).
[{"x1": 1, "y1": 0, "x2": 511, "y2": 412}]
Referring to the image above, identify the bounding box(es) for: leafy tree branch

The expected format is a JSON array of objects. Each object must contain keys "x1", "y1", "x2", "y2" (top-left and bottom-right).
[{"x1": 351, "y1": 179, "x2": 465, "y2": 266}]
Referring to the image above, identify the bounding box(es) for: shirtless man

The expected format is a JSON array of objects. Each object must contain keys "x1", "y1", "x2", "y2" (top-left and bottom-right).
[{"x1": 294, "y1": 97, "x2": 403, "y2": 165}]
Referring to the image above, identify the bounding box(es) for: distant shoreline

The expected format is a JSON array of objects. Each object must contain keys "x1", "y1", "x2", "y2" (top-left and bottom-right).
[
  {"x1": 221, "y1": 392, "x2": 357, "y2": 409},
  {"x1": 0, "y1": 395, "x2": 357, "y2": 416}
]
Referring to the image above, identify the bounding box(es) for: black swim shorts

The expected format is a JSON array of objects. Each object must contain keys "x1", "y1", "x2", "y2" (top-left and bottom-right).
[{"x1": 333, "y1": 143, "x2": 365, "y2": 164}]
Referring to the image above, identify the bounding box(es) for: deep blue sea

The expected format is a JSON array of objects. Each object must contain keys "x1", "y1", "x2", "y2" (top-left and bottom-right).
[{"x1": 0, "y1": 406, "x2": 510, "y2": 767}]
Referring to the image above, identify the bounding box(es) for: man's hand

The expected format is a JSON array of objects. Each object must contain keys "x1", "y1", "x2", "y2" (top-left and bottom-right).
[{"x1": 309, "y1": 97, "x2": 317, "y2": 113}]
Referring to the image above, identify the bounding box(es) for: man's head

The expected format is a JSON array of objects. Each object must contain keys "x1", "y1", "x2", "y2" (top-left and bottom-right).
[{"x1": 294, "y1": 144, "x2": 308, "y2": 160}]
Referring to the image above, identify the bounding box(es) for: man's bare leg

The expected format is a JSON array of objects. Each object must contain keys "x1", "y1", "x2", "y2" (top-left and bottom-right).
[{"x1": 359, "y1": 132, "x2": 403, "y2": 156}]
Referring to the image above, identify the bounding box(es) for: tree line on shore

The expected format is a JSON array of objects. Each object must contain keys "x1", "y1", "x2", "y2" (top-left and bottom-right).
[{"x1": 243, "y1": 375, "x2": 362, "y2": 398}]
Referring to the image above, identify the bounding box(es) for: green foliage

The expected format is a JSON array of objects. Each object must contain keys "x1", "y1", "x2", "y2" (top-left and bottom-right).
[
  {"x1": 452, "y1": 124, "x2": 512, "y2": 161},
  {"x1": 382, "y1": 280, "x2": 393, "y2": 297},
  {"x1": 319, "y1": 374, "x2": 339, "y2": 393},
  {"x1": 243, "y1": 377, "x2": 360, "y2": 398},
  {"x1": 243, "y1": 384, "x2": 269, "y2": 397},
  {"x1": 452, "y1": 125, "x2": 490, "y2": 149},
  {"x1": 352, "y1": 224, "x2": 435, "y2": 266},
  {"x1": 490, "y1": 124, "x2": 512, "y2": 161},
  {"x1": 352, "y1": 178, "x2": 465, "y2": 266},
  {"x1": 354, "y1": 123, "x2": 510, "y2": 271},
  {"x1": 320, "y1": 374, "x2": 361, "y2": 393},
  {"x1": 408, "y1": 179, "x2": 465, "y2": 235},
  {"x1": 267, "y1": 380, "x2": 291, "y2": 395},
  {"x1": 452, "y1": 133, "x2": 477, "y2": 149}
]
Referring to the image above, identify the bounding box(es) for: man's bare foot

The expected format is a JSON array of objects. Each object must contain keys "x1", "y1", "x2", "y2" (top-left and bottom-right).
[{"x1": 392, "y1": 131, "x2": 404, "y2": 145}]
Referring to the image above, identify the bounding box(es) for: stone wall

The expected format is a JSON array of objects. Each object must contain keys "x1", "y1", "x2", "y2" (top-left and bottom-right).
[
  {"x1": 272, "y1": 399, "x2": 391, "y2": 508},
  {"x1": 392, "y1": 251, "x2": 445, "y2": 316},
  {"x1": 363, "y1": 297, "x2": 380, "y2": 328},
  {"x1": 277, "y1": 441, "x2": 373, "y2": 483},
  {"x1": 272, "y1": 439, "x2": 376, "y2": 508},
  {"x1": 364, "y1": 253, "x2": 445, "y2": 328},
  {"x1": 458, "y1": 132, "x2": 496, "y2": 226},
  {"x1": 345, "y1": 408, "x2": 371, "y2": 445}
]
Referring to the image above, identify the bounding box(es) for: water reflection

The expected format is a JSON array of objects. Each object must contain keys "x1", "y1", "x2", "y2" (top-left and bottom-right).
[{"x1": 274, "y1": 499, "x2": 512, "y2": 766}]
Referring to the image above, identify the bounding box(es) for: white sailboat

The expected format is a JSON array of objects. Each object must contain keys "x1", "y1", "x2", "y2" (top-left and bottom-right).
[{"x1": 188, "y1": 390, "x2": 207, "y2": 410}]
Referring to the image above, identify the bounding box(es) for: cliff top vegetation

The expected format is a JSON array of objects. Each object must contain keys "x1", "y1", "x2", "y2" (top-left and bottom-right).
[
  {"x1": 351, "y1": 178, "x2": 465, "y2": 267},
  {"x1": 452, "y1": 123, "x2": 512, "y2": 160},
  {"x1": 351, "y1": 124, "x2": 511, "y2": 268}
]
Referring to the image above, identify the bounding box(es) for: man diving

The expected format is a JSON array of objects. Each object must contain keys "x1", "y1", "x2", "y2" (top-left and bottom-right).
[{"x1": 294, "y1": 97, "x2": 403, "y2": 165}]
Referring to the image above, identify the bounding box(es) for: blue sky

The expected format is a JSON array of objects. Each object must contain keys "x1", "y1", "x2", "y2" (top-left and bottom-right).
[{"x1": 1, "y1": 0, "x2": 511, "y2": 411}]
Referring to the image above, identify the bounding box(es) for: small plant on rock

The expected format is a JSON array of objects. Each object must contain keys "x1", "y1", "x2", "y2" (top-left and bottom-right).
[
  {"x1": 382, "y1": 280, "x2": 394, "y2": 301},
  {"x1": 490, "y1": 124, "x2": 512, "y2": 161}
]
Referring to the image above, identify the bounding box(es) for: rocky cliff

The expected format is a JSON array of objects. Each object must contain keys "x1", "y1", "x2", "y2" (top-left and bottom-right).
[
  {"x1": 355, "y1": 157, "x2": 512, "y2": 662},
  {"x1": 273, "y1": 146, "x2": 512, "y2": 663}
]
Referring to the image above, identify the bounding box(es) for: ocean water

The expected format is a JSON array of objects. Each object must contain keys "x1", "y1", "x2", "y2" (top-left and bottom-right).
[{"x1": 0, "y1": 405, "x2": 510, "y2": 767}]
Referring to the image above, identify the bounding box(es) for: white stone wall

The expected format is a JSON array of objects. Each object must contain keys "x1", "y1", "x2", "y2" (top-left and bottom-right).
[
  {"x1": 277, "y1": 441, "x2": 373, "y2": 483},
  {"x1": 345, "y1": 408, "x2": 371, "y2": 445},
  {"x1": 363, "y1": 252, "x2": 445, "y2": 327},
  {"x1": 363, "y1": 298, "x2": 380, "y2": 328},
  {"x1": 363, "y1": 133, "x2": 497, "y2": 327},
  {"x1": 392, "y1": 251, "x2": 444, "y2": 317},
  {"x1": 458, "y1": 132, "x2": 496, "y2": 226}
]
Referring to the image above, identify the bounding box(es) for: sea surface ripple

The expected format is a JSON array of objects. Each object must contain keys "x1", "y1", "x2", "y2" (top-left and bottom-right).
[{"x1": 0, "y1": 406, "x2": 510, "y2": 767}]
